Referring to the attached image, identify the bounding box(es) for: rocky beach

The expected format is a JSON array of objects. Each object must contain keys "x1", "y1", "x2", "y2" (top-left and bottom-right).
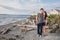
[
  {"x1": 0, "y1": 18, "x2": 60, "y2": 40},
  {"x1": 0, "y1": 0, "x2": 60, "y2": 40}
]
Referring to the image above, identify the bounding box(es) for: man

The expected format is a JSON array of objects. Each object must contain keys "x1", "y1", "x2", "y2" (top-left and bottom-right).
[{"x1": 36, "y1": 8, "x2": 48, "y2": 37}]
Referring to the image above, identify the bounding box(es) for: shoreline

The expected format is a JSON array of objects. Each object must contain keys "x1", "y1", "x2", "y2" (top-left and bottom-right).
[{"x1": 0, "y1": 18, "x2": 27, "y2": 26}]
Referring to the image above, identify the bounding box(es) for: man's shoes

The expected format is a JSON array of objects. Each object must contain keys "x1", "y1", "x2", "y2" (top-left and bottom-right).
[
  {"x1": 39, "y1": 35, "x2": 42, "y2": 37},
  {"x1": 38, "y1": 35, "x2": 42, "y2": 37}
]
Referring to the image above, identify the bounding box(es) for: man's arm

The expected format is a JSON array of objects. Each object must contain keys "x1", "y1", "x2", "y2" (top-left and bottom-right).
[{"x1": 36, "y1": 15, "x2": 39, "y2": 24}]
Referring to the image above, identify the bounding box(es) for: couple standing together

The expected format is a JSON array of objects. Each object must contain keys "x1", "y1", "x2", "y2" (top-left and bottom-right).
[{"x1": 36, "y1": 8, "x2": 48, "y2": 37}]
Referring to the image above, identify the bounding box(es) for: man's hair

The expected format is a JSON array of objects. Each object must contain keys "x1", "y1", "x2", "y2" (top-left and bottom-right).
[{"x1": 40, "y1": 8, "x2": 44, "y2": 10}]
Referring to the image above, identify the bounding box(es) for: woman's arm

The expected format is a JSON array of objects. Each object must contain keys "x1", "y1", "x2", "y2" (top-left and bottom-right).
[{"x1": 45, "y1": 17, "x2": 48, "y2": 25}]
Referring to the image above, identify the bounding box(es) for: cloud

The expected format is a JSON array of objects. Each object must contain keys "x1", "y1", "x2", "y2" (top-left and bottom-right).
[
  {"x1": 0, "y1": 5, "x2": 33, "y2": 14},
  {"x1": 0, "y1": 0, "x2": 23, "y2": 9},
  {"x1": 0, "y1": 0, "x2": 60, "y2": 14}
]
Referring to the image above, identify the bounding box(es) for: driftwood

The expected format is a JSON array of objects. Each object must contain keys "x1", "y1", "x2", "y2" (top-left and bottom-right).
[
  {"x1": 21, "y1": 26, "x2": 35, "y2": 33},
  {"x1": 1, "y1": 25, "x2": 18, "y2": 34},
  {"x1": 50, "y1": 24, "x2": 59, "y2": 33},
  {"x1": 1, "y1": 29, "x2": 11, "y2": 34}
]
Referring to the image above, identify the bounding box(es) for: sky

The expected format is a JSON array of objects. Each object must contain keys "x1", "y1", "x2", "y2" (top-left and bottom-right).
[{"x1": 0, "y1": 0, "x2": 60, "y2": 15}]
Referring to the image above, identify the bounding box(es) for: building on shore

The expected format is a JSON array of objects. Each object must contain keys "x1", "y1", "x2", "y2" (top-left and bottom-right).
[{"x1": 50, "y1": 9, "x2": 60, "y2": 14}]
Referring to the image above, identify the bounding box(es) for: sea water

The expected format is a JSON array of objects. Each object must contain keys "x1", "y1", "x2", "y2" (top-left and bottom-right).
[{"x1": 0, "y1": 14, "x2": 31, "y2": 25}]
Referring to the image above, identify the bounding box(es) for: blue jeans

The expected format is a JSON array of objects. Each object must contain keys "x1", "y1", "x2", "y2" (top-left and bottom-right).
[{"x1": 37, "y1": 22, "x2": 45, "y2": 35}]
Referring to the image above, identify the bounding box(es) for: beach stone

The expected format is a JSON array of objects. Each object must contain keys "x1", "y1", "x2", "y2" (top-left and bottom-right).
[
  {"x1": 1, "y1": 37, "x2": 5, "y2": 39},
  {"x1": 15, "y1": 35, "x2": 20, "y2": 38},
  {"x1": 12, "y1": 25, "x2": 17, "y2": 27},
  {"x1": 0, "y1": 31, "x2": 3, "y2": 34},
  {"x1": 8, "y1": 38, "x2": 16, "y2": 40}
]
